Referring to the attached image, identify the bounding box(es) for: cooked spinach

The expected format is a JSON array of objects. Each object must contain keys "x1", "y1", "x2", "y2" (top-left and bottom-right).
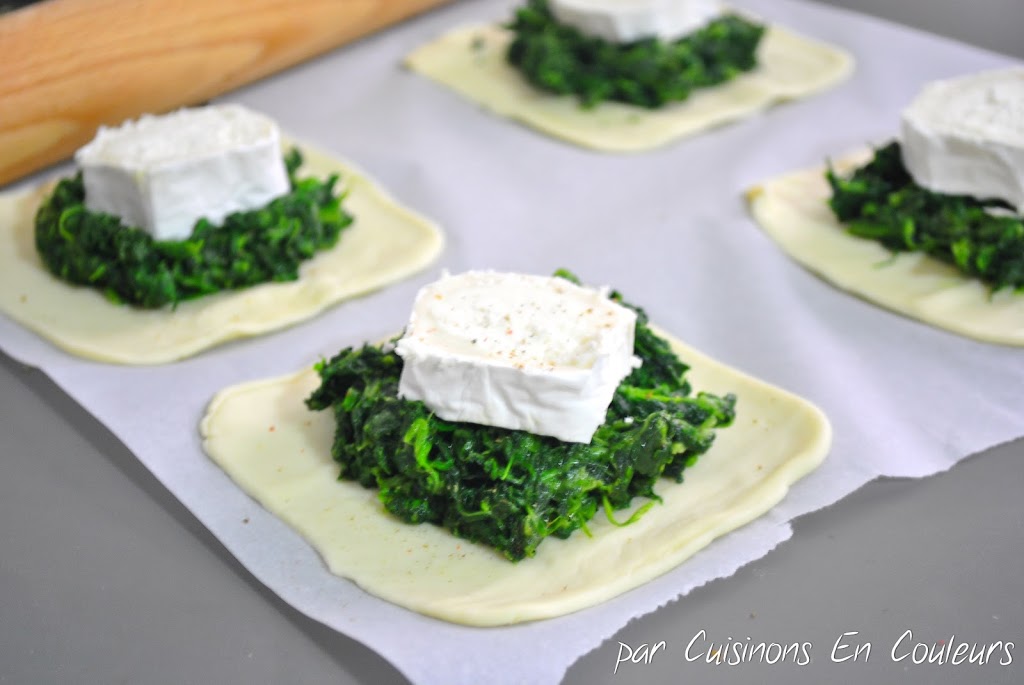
[
  {"x1": 306, "y1": 272, "x2": 736, "y2": 561},
  {"x1": 505, "y1": 0, "x2": 765, "y2": 109},
  {"x1": 34, "y1": 149, "x2": 353, "y2": 308},
  {"x1": 827, "y1": 142, "x2": 1024, "y2": 291}
]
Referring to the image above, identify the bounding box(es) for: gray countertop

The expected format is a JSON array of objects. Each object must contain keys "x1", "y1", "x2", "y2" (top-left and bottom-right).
[
  {"x1": 2, "y1": 1, "x2": 1022, "y2": 684},
  {"x1": 812, "y1": 0, "x2": 1023, "y2": 59}
]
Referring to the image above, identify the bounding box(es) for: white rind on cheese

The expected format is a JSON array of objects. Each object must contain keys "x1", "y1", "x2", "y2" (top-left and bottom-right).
[
  {"x1": 394, "y1": 271, "x2": 641, "y2": 443},
  {"x1": 75, "y1": 104, "x2": 290, "y2": 241},
  {"x1": 550, "y1": 0, "x2": 722, "y2": 44},
  {"x1": 901, "y1": 68, "x2": 1024, "y2": 213}
]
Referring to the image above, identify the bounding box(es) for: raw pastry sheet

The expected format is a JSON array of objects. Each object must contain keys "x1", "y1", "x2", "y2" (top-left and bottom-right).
[
  {"x1": 2, "y1": 1, "x2": 1023, "y2": 684},
  {"x1": 748, "y1": 152, "x2": 1024, "y2": 345},
  {"x1": 200, "y1": 331, "x2": 830, "y2": 626},
  {"x1": 405, "y1": 22, "x2": 852, "y2": 151},
  {"x1": 0, "y1": 143, "x2": 443, "y2": 364}
]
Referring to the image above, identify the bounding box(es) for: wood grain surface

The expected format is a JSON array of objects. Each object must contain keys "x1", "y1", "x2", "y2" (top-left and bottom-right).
[{"x1": 0, "y1": 0, "x2": 457, "y2": 186}]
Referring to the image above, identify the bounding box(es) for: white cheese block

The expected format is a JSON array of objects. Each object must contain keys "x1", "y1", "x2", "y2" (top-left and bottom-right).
[
  {"x1": 394, "y1": 271, "x2": 641, "y2": 443},
  {"x1": 901, "y1": 68, "x2": 1024, "y2": 213},
  {"x1": 549, "y1": 0, "x2": 722, "y2": 44},
  {"x1": 75, "y1": 104, "x2": 290, "y2": 241}
]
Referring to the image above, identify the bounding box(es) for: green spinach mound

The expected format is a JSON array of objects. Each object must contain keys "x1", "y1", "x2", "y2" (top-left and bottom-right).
[
  {"x1": 827, "y1": 142, "x2": 1024, "y2": 291},
  {"x1": 306, "y1": 273, "x2": 737, "y2": 561},
  {"x1": 505, "y1": 0, "x2": 765, "y2": 109},
  {"x1": 34, "y1": 149, "x2": 353, "y2": 308}
]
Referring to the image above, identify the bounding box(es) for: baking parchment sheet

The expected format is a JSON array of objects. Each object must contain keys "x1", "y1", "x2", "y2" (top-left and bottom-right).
[{"x1": 2, "y1": 1, "x2": 1023, "y2": 683}]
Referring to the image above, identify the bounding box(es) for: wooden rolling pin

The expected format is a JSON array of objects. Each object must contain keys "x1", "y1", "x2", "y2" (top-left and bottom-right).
[{"x1": 0, "y1": 0, "x2": 457, "y2": 186}]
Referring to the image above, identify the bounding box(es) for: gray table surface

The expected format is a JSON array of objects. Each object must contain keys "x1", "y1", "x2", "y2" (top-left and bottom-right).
[{"x1": 2, "y1": 2, "x2": 1023, "y2": 684}]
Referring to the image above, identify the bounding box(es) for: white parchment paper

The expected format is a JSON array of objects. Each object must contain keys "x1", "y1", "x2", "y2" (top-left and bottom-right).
[{"x1": 2, "y1": 1, "x2": 1023, "y2": 683}]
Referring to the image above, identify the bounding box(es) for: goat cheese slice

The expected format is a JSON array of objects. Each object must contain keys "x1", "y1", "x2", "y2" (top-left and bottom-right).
[
  {"x1": 901, "y1": 68, "x2": 1024, "y2": 213},
  {"x1": 394, "y1": 271, "x2": 641, "y2": 444},
  {"x1": 75, "y1": 104, "x2": 290, "y2": 241},
  {"x1": 549, "y1": 0, "x2": 722, "y2": 44}
]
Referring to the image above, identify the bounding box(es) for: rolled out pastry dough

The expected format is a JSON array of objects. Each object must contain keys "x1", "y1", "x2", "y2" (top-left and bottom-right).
[
  {"x1": 406, "y1": 22, "x2": 853, "y2": 152},
  {"x1": 747, "y1": 153, "x2": 1024, "y2": 346},
  {"x1": 201, "y1": 330, "x2": 831, "y2": 626},
  {"x1": 0, "y1": 143, "x2": 444, "y2": 364}
]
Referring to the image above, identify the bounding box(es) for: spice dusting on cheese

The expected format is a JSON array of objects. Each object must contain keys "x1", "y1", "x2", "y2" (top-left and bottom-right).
[
  {"x1": 901, "y1": 68, "x2": 1024, "y2": 213},
  {"x1": 75, "y1": 104, "x2": 290, "y2": 241},
  {"x1": 549, "y1": 0, "x2": 722, "y2": 44},
  {"x1": 394, "y1": 271, "x2": 641, "y2": 443}
]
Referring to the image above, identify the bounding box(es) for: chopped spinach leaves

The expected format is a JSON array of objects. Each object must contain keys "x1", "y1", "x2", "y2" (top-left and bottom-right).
[
  {"x1": 505, "y1": 0, "x2": 765, "y2": 109},
  {"x1": 306, "y1": 272, "x2": 736, "y2": 561},
  {"x1": 827, "y1": 142, "x2": 1024, "y2": 291},
  {"x1": 34, "y1": 149, "x2": 353, "y2": 308}
]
